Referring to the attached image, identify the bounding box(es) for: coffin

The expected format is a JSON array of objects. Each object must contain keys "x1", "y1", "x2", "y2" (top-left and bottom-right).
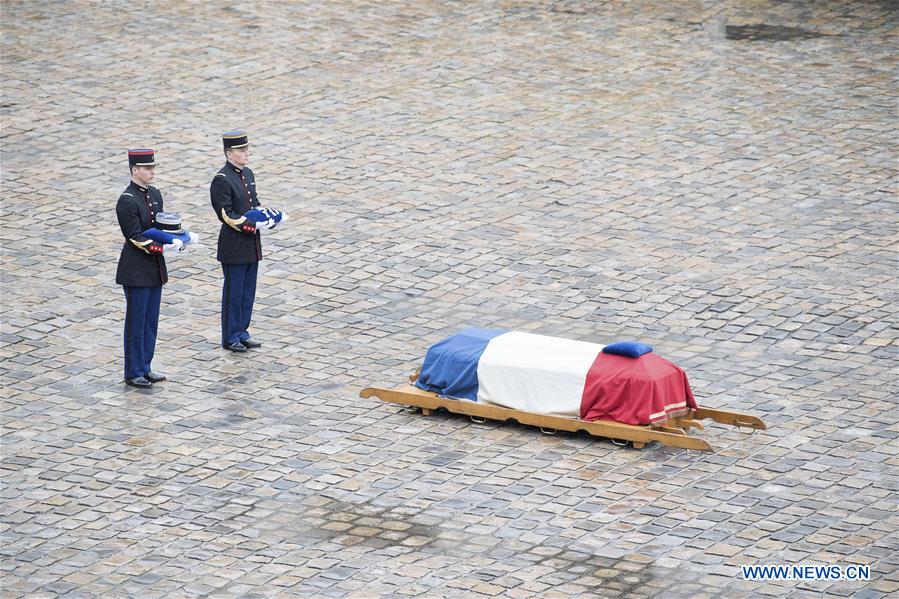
[{"x1": 413, "y1": 328, "x2": 697, "y2": 427}]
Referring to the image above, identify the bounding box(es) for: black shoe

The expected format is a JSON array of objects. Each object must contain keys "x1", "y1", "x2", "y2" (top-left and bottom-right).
[
  {"x1": 242, "y1": 338, "x2": 262, "y2": 349},
  {"x1": 225, "y1": 342, "x2": 247, "y2": 353},
  {"x1": 145, "y1": 371, "x2": 166, "y2": 383},
  {"x1": 125, "y1": 376, "x2": 153, "y2": 388}
]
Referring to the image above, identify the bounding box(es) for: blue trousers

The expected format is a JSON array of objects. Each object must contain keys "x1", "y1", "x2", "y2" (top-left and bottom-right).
[
  {"x1": 222, "y1": 262, "x2": 258, "y2": 346},
  {"x1": 123, "y1": 286, "x2": 162, "y2": 380}
]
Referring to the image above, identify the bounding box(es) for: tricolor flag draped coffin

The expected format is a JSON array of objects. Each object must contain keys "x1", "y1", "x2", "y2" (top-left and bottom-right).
[{"x1": 413, "y1": 329, "x2": 697, "y2": 427}]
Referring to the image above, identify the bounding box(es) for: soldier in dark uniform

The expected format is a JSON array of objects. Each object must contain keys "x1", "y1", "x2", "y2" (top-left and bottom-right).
[
  {"x1": 116, "y1": 149, "x2": 182, "y2": 388},
  {"x1": 211, "y1": 130, "x2": 264, "y2": 353}
]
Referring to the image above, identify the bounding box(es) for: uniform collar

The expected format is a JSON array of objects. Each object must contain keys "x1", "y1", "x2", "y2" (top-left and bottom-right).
[
  {"x1": 129, "y1": 180, "x2": 149, "y2": 194},
  {"x1": 226, "y1": 160, "x2": 243, "y2": 174}
]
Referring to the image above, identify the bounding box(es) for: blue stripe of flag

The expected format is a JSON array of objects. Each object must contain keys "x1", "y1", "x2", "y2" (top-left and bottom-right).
[{"x1": 414, "y1": 328, "x2": 508, "y2": 401}]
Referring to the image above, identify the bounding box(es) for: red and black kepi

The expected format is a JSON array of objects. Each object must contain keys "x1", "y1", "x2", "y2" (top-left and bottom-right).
[{"x1": 128, "y1": 148, "x2": 157, "y2": 167}]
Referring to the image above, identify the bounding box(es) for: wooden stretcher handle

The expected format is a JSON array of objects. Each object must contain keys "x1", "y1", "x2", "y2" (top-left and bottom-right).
[
  {"x1": 362, "y1": 384, "x2": 715, "y2": 452},
  {"x1": 693, "y1": 407, "x2": 767, "y2": 430}
]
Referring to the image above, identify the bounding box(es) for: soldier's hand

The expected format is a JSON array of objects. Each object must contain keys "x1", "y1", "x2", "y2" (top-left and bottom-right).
[{"x1": 162, "y1": 238, "x2": 184, "y2": 255}]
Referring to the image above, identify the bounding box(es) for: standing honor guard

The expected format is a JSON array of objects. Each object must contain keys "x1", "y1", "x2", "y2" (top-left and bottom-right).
[
  {"x1": 116, "y1": 149, "x2": 181, "y2": 388},
  {"x1": 211, "y1": 130, "x2": 264, "y2": 353}
]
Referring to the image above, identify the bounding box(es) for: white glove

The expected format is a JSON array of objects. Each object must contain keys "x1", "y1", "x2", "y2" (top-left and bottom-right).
[
  {"x1": 177, "y1": 235, "x2": 195, "y2": 254},
  {"x1": 163, "y1": 238, "x2": 184, "y2": 255},
  {"x1": 254, "y1": 207, "x2": 286, "y2": 233},
  {"x1": 265, "y1": 209, "x2": 287, "y2": 230},
  {"x1": 255, "y1": 218, "x2": 276, "y2": 233}
]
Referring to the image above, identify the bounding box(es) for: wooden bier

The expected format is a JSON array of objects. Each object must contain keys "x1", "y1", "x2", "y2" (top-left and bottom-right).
[{"x1": 360, "y1": 374, "x2": 766, "y2": 452}]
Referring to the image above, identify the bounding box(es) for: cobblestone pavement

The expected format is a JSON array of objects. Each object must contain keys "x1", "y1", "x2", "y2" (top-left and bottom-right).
[{"x1": 2, "y1": 1, "x2": 897, "y2": 597}]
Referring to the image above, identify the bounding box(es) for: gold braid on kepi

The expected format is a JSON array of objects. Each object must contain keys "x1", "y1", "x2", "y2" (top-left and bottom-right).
[
  {"x1": 155, "y1": 212, "x2": 183, "y2": 234},
  {"x1": 222, "y1": 130, "x2": 249, "y2": 149},
  {"x1": 127, "y1": 148, "x2": 157, "y2": 167}
]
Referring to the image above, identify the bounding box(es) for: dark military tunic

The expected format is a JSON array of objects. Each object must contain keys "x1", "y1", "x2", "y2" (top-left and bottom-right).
[
  {"x1": 210, "y1": 163, "x2": 262, "y2": 264},
  {"x1": 115, "y1": 181, "x2": 168, "y2": 287}
]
